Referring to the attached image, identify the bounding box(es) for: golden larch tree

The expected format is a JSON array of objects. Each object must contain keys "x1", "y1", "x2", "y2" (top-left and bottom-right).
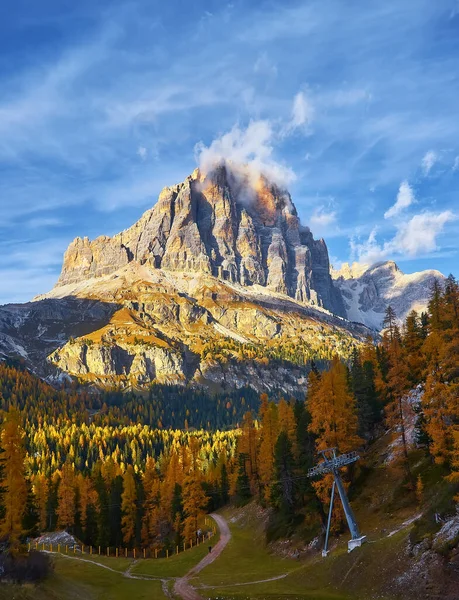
[
  {"x1": 182, "y1": 474, "x2": 207, "y2": 542},
  {"x1": 32, "y1": 473, "x2": 49, "y2": 532},
  {"x1": 121, "y1": 465, "x2": 137, "y2": 546},
  {"x1": 57, "y1": 461, "x2": 76, "y2": 530},
  {"x1": 0, "y1": 407, "x2": 27, "y2": 552}
]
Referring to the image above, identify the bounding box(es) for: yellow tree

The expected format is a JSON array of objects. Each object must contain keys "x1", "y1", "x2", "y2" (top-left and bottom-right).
[
  {"x1": 0, "y1": 408, "x2": 27, "y2": 552},
  {"x1": 76, "y1": 473, "x2": 98, "y2": 532},
  {"x1": 385, "y1": 338, "x2": 414, "y2": 484},
  {"x1": 308, "y1": 358, "x2": 362, "y2": 528},
  {"x1": 121, "y1": 465, "x2": 137, "y2": 547},
  {"x1": 182, "y1": 474, "x2": 207, "y2": 542},
  {"x1": 308, "y1": 357, "x2": 362, "y2": 453},
  {"x1": 32, "y1": 473, "x2": 49, "y2": 532},
  {"x1": 57, "y1": 462, "x2": 76, "y2": 530}
]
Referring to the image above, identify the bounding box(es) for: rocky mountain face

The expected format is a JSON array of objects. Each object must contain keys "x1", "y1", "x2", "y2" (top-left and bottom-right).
[
  {"x1": 332, "y1": 261, "x2": 445, "y2": 330},
  {"x1": 0, "y1": 165, "x2": 366, "y2": 394},
  {"x1": 57, "y1": 166, "x2": 345, "y2": 316}
]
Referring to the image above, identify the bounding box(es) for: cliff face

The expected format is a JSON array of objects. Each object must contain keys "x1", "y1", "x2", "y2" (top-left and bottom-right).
[{"x1": 56, "y1": 166, "x2": 344, "y2": 317}]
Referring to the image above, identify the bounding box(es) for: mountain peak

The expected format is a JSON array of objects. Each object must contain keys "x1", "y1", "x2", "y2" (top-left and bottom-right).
[{"x1": 51, "y1": 166, "x2": 345, "y2": 316}]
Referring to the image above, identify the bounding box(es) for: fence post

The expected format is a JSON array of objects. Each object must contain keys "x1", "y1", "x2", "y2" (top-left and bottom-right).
[
  {"x1": 73, "y1": 545, "x2": 76, "y2": 555},
  {"x1": 90, "y1": 546, "x2": 93, "y2": 555},
  {"x1": 176, "y1": 545, "x2": 179, "y2": 555},
  {"x1": 134, "y1": 549, "x2": 136, "y2": 559},
  {"x1": 116, "y1": 548, "x2": 118, "y2": 558},
  {"x1": 107, "y1": 547, "x2": 110, "y2": 557},
  {"x1": 166, "y1": 549, "x2": 169, "y2": 559},
  {"x1": 155, "y1": 548, "x2": 158, "y2": 559},
  {"x1": 143, "y1": 548, "x2": 146, "y2": 559},
  {"x1": 183, "y1": 541, "x2": 186, "y2": 552},
  {"x1": 98, "y1": 546, "x2": 101, "y2": 555}
]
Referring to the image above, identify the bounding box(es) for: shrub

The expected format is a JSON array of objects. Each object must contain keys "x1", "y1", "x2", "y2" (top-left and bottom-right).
[{"x1": 0, "y1": 550, "x2": 53, "y2": 583}]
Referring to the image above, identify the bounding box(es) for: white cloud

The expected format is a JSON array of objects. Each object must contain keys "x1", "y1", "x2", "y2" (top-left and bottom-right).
[
  {"x1": 351, "y1": 210, "x2": 455, "y2": 264},
  {"x1": 195, "y1": 120, "x2": 296, "y2": 189},
  {"x1": 384, "y1": 180, "x2": 415, "y2": 219},
  {"x1": 137, "y1": 146, "x2": 147, "y2": 161},
  {"x1": 310, "y1": 207, "x2": 337, "y2": 228},
  {"x1": 453, "y1": 156, "x2": 459, "y2": 171},
  {"x1": 390, "y1": 211, "x2": 455, "y2": 256},
  {"x1": 281, "y1": 92, "x2": 314, "y2": 135},
  {"x1": 422, "y1": 150, "x2": 437, "y2": 175}
]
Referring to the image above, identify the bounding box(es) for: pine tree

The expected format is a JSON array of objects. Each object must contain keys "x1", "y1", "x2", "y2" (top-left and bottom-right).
[
  {"x1": 383, "y1": 305, "x2": 397, "y2": 341},
  {"x1": 271, "y1": 432, "x2": 295, "y2": 517},
  {"x1": 0, "y1": 408, "x2": 27, "y2": 552},
  {"x1": 428, "y1": 278, "x2": 444, "y2": 332},
  {"x1": 237, "y1": 411, "x2": 259, "y2": 492},
  {"x1": 220, "y1": 463, "x2": 230, "y2": 505},
  {"x1": 258, "y1": 401, "x2": 278, "y2": 498}
]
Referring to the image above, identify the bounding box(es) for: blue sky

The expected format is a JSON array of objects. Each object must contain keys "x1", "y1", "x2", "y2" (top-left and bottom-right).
[{"x1": 1, "y1": 0, "x2": 459, "y2": 304}]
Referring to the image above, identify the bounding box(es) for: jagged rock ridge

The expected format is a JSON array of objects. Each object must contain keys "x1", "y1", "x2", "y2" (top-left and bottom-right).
[
  {"x1": 57, "y1": 166, "x2": 344, "y2": 316},
  {"x1": 332, "y1": 260, "x2": 446, "y2": 329}
]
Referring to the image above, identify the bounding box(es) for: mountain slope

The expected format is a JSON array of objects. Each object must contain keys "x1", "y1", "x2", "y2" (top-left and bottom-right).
[
  {"x1": 0, "y1": 165, "x2": 368, "y2": 393},
  {"x1": 332, "y1": 260, "x2": 445, "y2": 329}
]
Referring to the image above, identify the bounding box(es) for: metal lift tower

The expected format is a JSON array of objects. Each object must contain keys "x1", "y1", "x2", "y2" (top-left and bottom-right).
[{"x1": 308, "y1": 447, "x2": 366, "y2": 556}]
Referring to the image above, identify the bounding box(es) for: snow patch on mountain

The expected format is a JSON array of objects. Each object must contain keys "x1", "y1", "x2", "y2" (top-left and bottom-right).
[{"x1": 332, "y1": 260, "x2": 445, "y2": 330}]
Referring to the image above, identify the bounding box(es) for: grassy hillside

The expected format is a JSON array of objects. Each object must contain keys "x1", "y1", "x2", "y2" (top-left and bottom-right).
[{"x1": 0, "y1": 555, "x2": 168, "y2": 600}]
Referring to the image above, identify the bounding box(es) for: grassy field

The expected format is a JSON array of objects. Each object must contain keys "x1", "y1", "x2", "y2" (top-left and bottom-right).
[
  {"x1": 130, "y1": 535, "x2": 219, "y2": 578},
  {"x1": 196, "y1": 505, "x2": 300, "y2": 588},
  {"x1": 193, "y1": 503, "x2": 414, "y2": 600},
  {"x1": 0, "y1": 555, "x2": 168, "y2": 600}
]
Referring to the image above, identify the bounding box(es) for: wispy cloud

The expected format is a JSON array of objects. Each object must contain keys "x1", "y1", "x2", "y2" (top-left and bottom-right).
[
  {"x1": 384, "y1": 180, "x2": 415, "y2": 218},
  {"x1": 422, "y1": 150, "x2": 438, "y2": 175}
]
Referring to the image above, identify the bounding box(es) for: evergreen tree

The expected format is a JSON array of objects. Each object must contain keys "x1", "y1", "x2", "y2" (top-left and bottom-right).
[
  {"x1": 271, "y1": 432, "x2": 295, "y2": 517},
  {"x1": 382, "y1": 305, "x2": 397, "y2": 341}
]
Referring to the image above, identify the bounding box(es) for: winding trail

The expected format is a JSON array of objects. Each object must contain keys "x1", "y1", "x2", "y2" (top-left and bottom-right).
[{"x1": 173, "y1": 513, "x2": 231, "y2": 600}]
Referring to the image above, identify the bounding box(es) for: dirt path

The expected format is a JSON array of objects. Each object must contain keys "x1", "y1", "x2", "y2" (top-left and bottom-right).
[{"x1": 173, "y1": 513, "x2": 231, "y2": 600}]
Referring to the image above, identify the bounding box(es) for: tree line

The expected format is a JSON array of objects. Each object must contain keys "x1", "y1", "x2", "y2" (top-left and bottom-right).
[{"x1": 1, "y1": 275, "x2": 459, "y2": 555}]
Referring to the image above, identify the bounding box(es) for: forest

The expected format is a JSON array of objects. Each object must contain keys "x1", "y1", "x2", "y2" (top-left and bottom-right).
[{"x1": 0, "y1": 275, "x2": 458, "y2": 559}]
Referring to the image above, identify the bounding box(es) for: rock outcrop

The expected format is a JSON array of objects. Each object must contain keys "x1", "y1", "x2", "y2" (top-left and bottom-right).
[{"x1": 56, "y1": 166, "x2": 345, "y2": 317}]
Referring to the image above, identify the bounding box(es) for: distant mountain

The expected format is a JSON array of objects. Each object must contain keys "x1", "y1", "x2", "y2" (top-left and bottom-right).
[
  {"x1": 0, "y1": 165, "x2": 368, "y2": 394},
  {"x1": 332, "y1": 260, "x2": 445, "y2": 330}
]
